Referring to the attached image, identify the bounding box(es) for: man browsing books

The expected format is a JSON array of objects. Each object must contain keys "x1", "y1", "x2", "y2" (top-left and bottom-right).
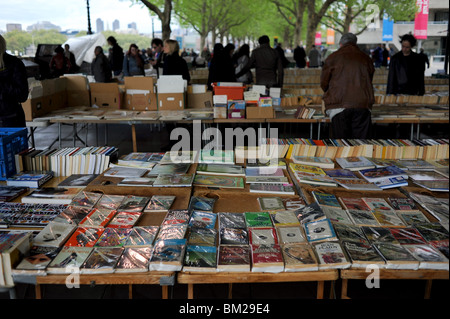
[{"x1": 320, "y1": 33, "x2": 375, "y2": 139}]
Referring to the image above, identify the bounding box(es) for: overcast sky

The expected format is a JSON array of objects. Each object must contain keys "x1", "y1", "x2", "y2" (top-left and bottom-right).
[{"x1": 0, "y1": 0, "x2": 162, "y2": 34}]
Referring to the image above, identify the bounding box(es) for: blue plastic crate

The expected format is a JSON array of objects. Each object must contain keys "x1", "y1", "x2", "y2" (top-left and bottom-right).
[{"x1": 0, "y1": 127, "x2": 29, "y2": 180}]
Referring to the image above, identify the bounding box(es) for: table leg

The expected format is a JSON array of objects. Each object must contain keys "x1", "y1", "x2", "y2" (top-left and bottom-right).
[
  {"x1": 410, "y1": 123, "x2": 414, "y2": 140},
  {"x1": 187, "y1": 284, "x2": 194, "y2": 299},
  {"x1": 35, "y1": 284, "x2": 41, "y2": 299},
  {"x1": 416, "y1": 123, "x2": 420, "y2": 139},
  {"x1": 341, "y1": 279, "x2": 350, "y2": 299},
  {"x1": 128, "y1": 284, "x2": 133, "y2": 299},
  {"x1": 424, "y1": 280, "x2": 432, "y2": 299},
  {"x1": 131, "y1": 124, "x2": 137, "y2": 152},
  {"x1": 58, "y1": 123, "x2": 62, "y2": 148},
  {"x1": 162, "y1": 286, "x2": 168, "y2": 299},
  {"x1": 316, "y1": 281, "x2": 324, "y2": 299},
  {"x1": 228, "y1": 283, "x2": 233, "y2": 299}
]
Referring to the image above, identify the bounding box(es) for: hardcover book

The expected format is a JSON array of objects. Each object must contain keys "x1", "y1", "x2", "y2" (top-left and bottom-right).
[
  {"x1": 80, "y1": 247, "x2": 124, "y2": 274},
  {"x1": 282, "y1": 243, "x2": 319, "y2": 272},
  {"x1": 217, "y1": 245, "x2": 251, "y2": 272},
  {"x1": 46, "y1": 246, "x2": 93, "y2": 274},
  {"x1": 115, "y1": 247, "x2": 152, "y2": 273},
  {"x1": 251, "y1": 244, "x2": 284, "y2": 273},
  {"x1": 343, "y1": 241, "x2": 386, "y2": 268},
  {"x1": 125, "y1": 226, "x2": 159, "y2": 247},
  {"x1": 313, "y1": 241, "x2": 351, "y2": 269},
  {"x1": 149, "y1": 239, "x2": 187, "y2": 271},
  {"x1": 144, "y1": 195, "x2": 176, "y2": 213},
  {"x1": 277, "y1": 226, "x2": 306, "y2": 244},
  {"x1": 244, "y1": 212, "x2": 273, "y2": 228},
  {"x1": 183, "y1": 245, "x2": 217, "y2": 272},
  {"x1": 304, "y1": 218, "x2": 337, "y2": 243}
]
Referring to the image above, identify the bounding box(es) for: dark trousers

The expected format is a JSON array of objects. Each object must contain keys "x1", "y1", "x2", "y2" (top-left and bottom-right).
[
  {"x1": 330, "y1": 108, "x2": 371, "y2": 139},
  {"x1": 0, "y1": 107, "x2": 26, "y2": 128}
]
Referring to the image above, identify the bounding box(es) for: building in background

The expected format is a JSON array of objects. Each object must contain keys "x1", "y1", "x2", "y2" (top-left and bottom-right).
[
  {"x1": 26, "y1": 21, "x2": 61, "y2": 32},
  {"x1": 96, "y1": 18, "x2": 104, "y2": 33},
  {"x1": 112, "y1": 19, "x2": 120, "y2": 31},
  {"x1": 6, "y1": 23, "x2": 22, "y2": 32}
]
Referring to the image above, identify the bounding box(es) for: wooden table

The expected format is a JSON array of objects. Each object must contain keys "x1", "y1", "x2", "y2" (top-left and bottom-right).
[
  {"x1": 340, "y1": 268, "x2": 449, "y2": 299},
  {"x1": 34, "y1": 271, "x2": 175, "y2": 299},
  {"x1": 177, "y1": 270, "x2": 339, "y2": 299}
]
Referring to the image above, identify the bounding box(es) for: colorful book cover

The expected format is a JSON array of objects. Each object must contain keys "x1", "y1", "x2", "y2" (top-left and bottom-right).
[
  {"x1": 144, "y1": 195, "x2": 176, "y2": 213},
  {"x1": 79, "y1": 208, "x2": 116, "y2": 228},
  {"x1": 125, "y1": 226, "x2": 159, "y2": 247},
  {"x1": 183, "y1": 245, "x2": 217, "y2": 271},
  {"x1": 217, "y1": 245, "x2": 251, "y2": 272},
  {"x1": 107, "y1": 211, "x2": 141, "y2": 228},
  {"x1": 244, "y1": 212, "x2": 273, "y2": 228},
  {"x1": 188, "y1": 211, "x2": 217, "y2": 229},
  {"x1": 117, "y1": 195, "x2": 150, "y2": 212},
  {"x1": 304, "y1": 218, "x2": 337, "y2": 243},
  {"x1": 64, "y1": 227, "x2": 104, "y2": 247},
  {"x1": 193, "y1": 174, "x2": 245, "y2": 189},
  {"x1": 312, "y1": 191, "x2": 341, "y2": 208},
  {"x1": 94, "y1": 227, "x2": 132, "y2": 247}
]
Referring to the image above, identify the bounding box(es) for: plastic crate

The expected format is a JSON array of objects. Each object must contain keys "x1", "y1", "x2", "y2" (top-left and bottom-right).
[
  {"x1": 212, "y1": 83, "x2": 245, "y2": 100},
  {"x1": 0, "y1": 127, "x2": 29, "y2": 180}
]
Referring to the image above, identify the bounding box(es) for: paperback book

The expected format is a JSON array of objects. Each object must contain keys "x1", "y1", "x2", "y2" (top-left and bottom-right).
[
  {"x1": 6, "y1": 171, "x2": 53, "y2": 188},
  {"x1": 313, "y1": 241, "x2": 351, "y2": 269},
  {"x1": 270, "y1": 211, "x2": 300, "y2": 227},
  {"x1": 304, "y1": 218, "x2": 337, "y2": 243},
  {"x1": 94, "y1": 227, "x2": 132, "y2": 247},
  {"x1": 320, "y1": 206, "x2": 353, "y2": 225},
  {"x1": 148, "y1": 163, "x2": 191, "y2": 175},
  {"x1": 114, "y1": 246, "x2": 152, "y2": 273},
  {"x1": 193, "y1": 174, "x2": 245, "y2": 189},
  {"x1": 80, "y1": 247, "x2": 124, "y2": 274},
  {"x1": 162, "y1": 210, "x2": 191, "y2": 227},
  {"x1": 361, "y1": 197, "x2": 395, "y2": 212},
  {"x1": 249, "y1": 183, "x2": 295, "y2": 195},
  {"x1": 94, "y1": 194, "x2": 125, "y2": 211},
  {"x1": 415, "y1": 223, "x2": 449, "y2": 242},
  {"x1": 117, "y1": 195, "x2": 150, "y2": 212},
  {"x1": 149, "y1": 239, "x2": 187, "y2": 271},
  {"x1": 359, "y1": 166, "x2": 408, "y2": 183},
  {"x1": 144, "y1": 195, "x2": 176, "y2": 213},
  {"x1": 343, "y1": 241, "x2": 386, "y2": 268},
  {"x1": 52, "y1": 206, "x2": 90, "y2": 225},
  {"x1": 251, "y1": 244, "x2": 284, "y2": 273},
  {"x1": 372, "y1": 210, "x2": 406, "y2": 227},
  {"x1": 21, "y1": 187, "x2": 83, "y2": 205},
  {"x1": 325, "y1": 169, "x2": 358, "y2": 180},
  {"x1": 373, "y1": 176, "x2": 408, "y2": 189},
  {"x1": 218, "y1": 212, "x2": 247, "y2": 229},
  {"x1": 13, "y1": 245, "x2": 61, "y2": 275},
  {"x1": 32, "y1": 221, "x2": 76, "y2": 247},
  {"x1": 244, "y1": 212, "x2": 273, "y2": 228},
  {"x1": 248, "y1": 227, "x2": 278, "y2": 246},
  {"x1": 57, "y1": 174, "x2": 98, "y2": 188},
  {"x1": 361, "y1": 226, "x2": 400, "y2": 244},
  {"x1": 282, "y1": 243, "x2": 319, "y2": 272},
  {"x1": 78, "y1": 208, "x2": 116, "y2": 228},
  {"x1": 291, "y1": 156, "x2": 335, "y2": 169},
  {"x1": 117, "y1": 177, "x2": 157, "y2": 187},
  {"x1": 374, "y1": 243, "x2": 420, "y2": 269},
  {"x1": 46, "y1": 246, "x2": 93, "y2": 274},
  {"x1": 396, "y1": 210, "x2": 431, "y2": 225},
  {"x1": 277, "y1": 226, "x2": 306, "y2": 244},
  {"x1": 188, "y1": 196, "x2": 216, "y2": 212},
  {"x1": 183, "y1": 245, "x2": 217, "y2": 272},
  {"x1": 70, "y1": 191, "x2": 102, "y2": 209},
  {"x1": 217, "y1": 245, "x2": 251, "y2": 272},
  {"x1": 388, "y1": 197, "x2": 418, "y2": 211},
  {"x1": 125, "y1": 226, "x2": 159, "y2": 247},
  {"x1": 187, "y1": 227, "x2": 217, "y2": 246},
  {"x1": 347, "y1": 210, "x2": 380, "y2": 226},
  {"x1": 64, "y1": 227, "x2": 104, "y2": 247},
  {"x1": 295, "y1": 202, "x2": 326, "y2": 224},
  {"x1": 196, "y1": 163, "x2": 245, "y2": 176},
  {"x1": 403, "y1": 244, "x2": 449, "y2": 270},
  {"x1": 335, "y1": 156, "x2": 375, "y2": 171},
  {"x1": 312, "y1": 191, "x2": 341, "y2": 208},
  {"x1": 219, "y1": 227, "x2": 249, "y2": 245},
  {"x1": 333, "y1": 223, "x2": 368, "y2": 243},
  {"x1": 339, "y1": 197, "x2": 371, "y2": 211},
  {"x1": 258, "y1": 197, "x2": 285, "y2": 211},
  {"x1": 0, "y1": 185, "x2": 29, "y2": 202},
  {"x1": 246, "y1": 176, "x2": 289, "y2": 184},
  {"x1": 103, "y1": 166, "x2": 148, "y2": 178},
  {"x1": 336, "y1": 178, "x2": 382, "y2": 191},
  {"x1": 107, "y1": 212, "x2": 141, "y2": 228},
  {"x1": 188, "y1": 211, "x2": 217, "y2": 229},
  {"x1": 153, "y1": 174, "x2": 194, "y2": 187},
  {"x1": 155, "y1": 225, "x2": 188, "y2": 241},
  {"x1": 389, "y1": 227, "x2": 428, "y2": 245}
]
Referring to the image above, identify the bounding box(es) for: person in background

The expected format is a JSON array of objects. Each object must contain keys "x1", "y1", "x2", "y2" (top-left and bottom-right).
[
  {"x1": 107, "y1": 36, "x2": 124, "y2": 77},
  {"x1": 49, "y1": 45, "x2": 71, "y2": 77},
  {"x1": 235, "y1": 35, "x2": 284, "y2": 88},
  {"x1": 275, "y1": 43, "x2": 290, "y2": 68},
  {"x1": 293, "y1": 45, "x2": 306, "y2": 68},
  {"x1": 372, "y1": 44, "x2": 383, "y2": 68},
  {"x1": 386, "y1": 34, "x2": 425, "y2": 96},
  {"x1": 381, "y1": 43, "x2": 390, "y2": 67},
  {"x1": 207, "y1": 43, "x2": 224, "y2": 90},
  {"x1": 162, "y1": 39, "x2": 190, "y2": 83},
  {"x1": 123, "y1": 43, "x2": 145, "y2": 77},
  {"x1": 91, "y1": 46, "x2": 112, "y2": 83},
  {"x1": 0, "y1": 34, "x2": 28, "y2": 127},
  {"x1": 418, "y1": 48, "x2": 430, "y2": 69},
  {"x1": 235, "y1": 44, "x2": 253, "y2": 84},
  {"x1": 308, "y1": 45, "x2": 321, "y2": 68},
  {"x1": 150, "y1": 38, "x2": 164, "y2": 76},
  {"x1": 64, "y1": 44, "x2": 79, "y2": 73},
  {"x1": 320, "y1": 33, "x2": 375, "y2": 139}
]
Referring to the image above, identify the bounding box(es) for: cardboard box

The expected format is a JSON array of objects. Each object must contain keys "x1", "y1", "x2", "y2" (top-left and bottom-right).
[
  {"x1": 157, "y1": 75, "x2": 186, "y2": 94},
  {"x1": 187, "y1": 91, "x2": 213, "y2": 109},
  {"x1": 214, "y1": 106, "x2": 227, "y2": 119},
  {"x1": 22, "y1": 96, "x2": 44, "y2": 121},
  {"x1": 124, "y1": 76, "x2": 155, "y2": 93},
  {"x1": 90, "y1": 82, "x2": 122, "y2": 108},
  {"x1": 63, "y1": 75, "x2": 91, "y2": 107},
  {"x1": 124, "y1": 90, "x2": 158, "y2": 111},
  {"x1": 228, "y1": 109, "x2": 245, "y2": 119},
  {"x1": 246, "y1": 106, "x2": 274, "y2": 119},
  {"x1": 158, "y1": 93, "x2": 185, "y2": 110}
]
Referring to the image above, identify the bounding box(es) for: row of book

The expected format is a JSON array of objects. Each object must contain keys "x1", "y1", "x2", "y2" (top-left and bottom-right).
[
  {"x1": 15, "y1": 146, "x2": 119, "y2": 177},
  {"x1": 256, "y1": 138, "x2": 449, "y2": 161}
]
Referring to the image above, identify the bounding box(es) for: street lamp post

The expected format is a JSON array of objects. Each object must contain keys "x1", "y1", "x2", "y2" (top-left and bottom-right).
[{"x1": 86, "y1": 0, "x2": 93, "y2": 34}]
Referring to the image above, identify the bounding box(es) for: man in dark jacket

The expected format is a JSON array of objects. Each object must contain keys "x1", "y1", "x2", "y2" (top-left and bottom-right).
[
  {"x1": 91, "y1": 46, "x2": 112, "y2": 83},
  {"x1": 320, "y1": 33, "x2": 375, "y2": 139},
  {"x1": 293, "y1": 45, "x2": 306, "y2": 68},
  {"x1": 107, "y1": 36, "x2": 124, "y2": 76},
  {"x1": 386, "y1": 34, "x2": 425, "y2": 96},
  {"x1": 236, "y1": 35, "x2": 284, "y2": 88},
  {"x1": 0, "y1": 35, "x2": 28, "y2": 127}
]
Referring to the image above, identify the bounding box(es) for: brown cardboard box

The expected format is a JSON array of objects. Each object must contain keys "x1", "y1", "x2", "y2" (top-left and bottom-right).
[
  {"x1": 158, "y1": 93, "x2": 185, "y2": 110},
  {"x1": 123, "y1": 76, "x2": 157, "y2": 110},
  {"x1": 214, "y1": 106, "x2": 227, "y2": 119},
  {"x1": 124, "y1": 76, "x2": 155, "y2": 93},
  {"x1": 186, "y1": 91, "x2": 213, "y2": 109},
  {"x1": 90, "y1": 82, "x2": 122, "y2": 108},
  {"x1": 246, "y1": 106, "x2": 274, "y2": 119},
  {"x1": 22, "y1": 97, "x2": 44, "y2": 121},
  {"x1": 63, "y1": 75, "x2": 91, "y2": 107}
]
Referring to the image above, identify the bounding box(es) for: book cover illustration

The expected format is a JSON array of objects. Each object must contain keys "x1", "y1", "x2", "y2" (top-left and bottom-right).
[
  {"x1": 373, "y1": 176, "x2": 408, "y2": 189},
  {"x1": 80, "y1": 247, "x2": 124, "y2": 274},
  {"x1": 94, "y1": 194, "x2": 125, "y2": 211},
  {"x1": 220, "y1": 227, "x2": 248, "y2": 245},
  {"x1": 396, "y1": 210, "x2": 431, "y2": 225},
  {"x1": 313, "y1": 241, "x2": 351, "y2": 269},
  {"x1": 155, "y1": 225, "x2": 188, "y2": 241},
  {"x1": 304, "y1": 218, "x2": 337, "y2": 243},
  {"x1": 0, "y1": 185, "x2": 29, "y2": 202},
  {"x1": 196, "y1": 163, "x2": 245, "y2": 176},
  {"x1": 359, "y1": 165, "x2": 408, "y2": 182},
  {"x1": 125, "y1": 226, "x2": 159, "y2": 247},
  {"x1": 144, "y1": 195, "x2": 176, "y2": 213},
  {"x1": 153, "y1": 174, "x2": 194, "y2": 187},
  {"x1": 415, "y1": 223, "x2": 449, "y2": 242},
  {"x1": 149, "y1": 239, "x2": 187, "y2": 271},
  {"x1": 79, "y1": 208, "x2": 116, "y2": 228},
  {"x1": 32, "y1": 222, "x2": 76, "y2": 247},
  {"x1": 291, "y1": 156, "x2": 334, "y2": 168},
  {"x1": 251, "y1": 244, "x2": 284, "y2": 273},
  {"x1": 246, "y1": 167, "x2": 285, "y2": 177},
  {"x1": 347, "y1": 210, "x2": 380, "y2": 226},
  {"x1": 6, "y1": 171, "x2": 53, "y2": 188},
  {"x1": 403, "y1": 244, "x2": 449, "y2": 270},
  {"x1": 46, "y1": 246, "x2": 93, "y2": 274},
  {"x1": 107, "y1": 211, "x2": 141, "y2": 228},
  {"x1": 64, "y1": 227, "x2": 104, "y2": 247},
  {"x1": 325, "y1": 169, "x2": 357, "y2": 179},
  {"x1": 270, "y1": 210, "x2": 300, "y2": 227},
  {"x1": 183, "y1": 245, "x2": 217, "y2": 272},
  {"x1": 320, "y1": 206, "x2": 354, "y2": 225},
  {"x1": 117, "y1": 195, "x2": 150, "y2": 212},
  {"x1": 333, "y1": 223, "x2": 368, "y2": 243},
  {"x1": 57, "y1": 174, "x2": 99, "y2": 188},
  {"x1": 295, "y1": 202, "x2": 326, "y2": 224},
  {"x1": 218, "y1": 212, "x2": 247, "y2": 229},
  {"x1": 249, "y1": 183, "x2": 295, "y2": 195},
  {"x1": 277, "y1": 226, "x2": 306, "y2": 244},
  {"x1": 258, "y1": 197, "x2": 285, "y2": 211},
  {"x1": 22, "y1": 187, "x2": 83, "y2": 204},
  {"x1": 217, "y1": 245, "x2": 251, "y2": 272},
  {"x1": 94, "y1": 227, "x2": 132, "y2": 247},
  {"x1": 373, "y1": 243, "x2": 419, "y2": 269},
  {"x1": 282, "y1": 243, "x2": 319, "y2": 272},
  {"x1": 362, "y1": 197, "x2": 395, "y2": 212},
  {"x1": 148, "y1": 163, "x2": 191, "y2": 175},
  {"x1": 70, "y1": 191, "x2": 102, "y2": 209},
  {"x1": 13, "y1": 245, "x2": 61, "y2": 274},
  {"x1": 361, "y1": 226, "x2": 400, "y2": 244},
  {"x1": 388, "y1": 197, "x2": 418, "y2": 211},
  {"x1": 159, "y1": 151, "x2": 197, "y2": 164},
  {"x1": 335, "y1": 156, "x2": 375, "y2": 171},
  {"x1": 342, "y1": 241, "x2": 385, "y2": 267},
  {"x1": 162, "y1": 209, "x2": 191, "y2": 227},
  {"x1": 115, "y1": 247, "x2": 153, "y2": 273},
  {"x1": 289, "y1": 163, "x2": 327, "y2": 175},
  {"x1": 244, "y1": 212, "x2": 273, "y2": 228},
  {"x1": 339, "y1": 197, "x2": 371, "y2": 211},
  {"x1": 188, "y1": 196, "x2": 216, "y2": 212},
  {"x1": 199, "y1": 149, "x2": 234, "y2": 165},
  {"x1": 248, "y1": 227, "x2": 278, "y2": 246},
  {"x1": 193, "y1": 174, "x2": 245, "y2": 189},
  {"x1": 187, "y1": 227, "x2": 217, "y2": 246},
  {"x1": 336, "y1": 178, "x2": 382, "y2": 191},
  {"x1": 282, "y1": 197, "x2": 306, "y2": 210},
  {"x1": 372, "y1": 210, "x2": 406, "y2": 227},
  {"x1": 312, "y1": 191, "x2": 341, "y2": 208},
  {"x1": 389, "y1": 227, "x2": 428, "y2": 245},
  {"x1": 188, "y1": 211, "x2": 217, "y2": 229}
]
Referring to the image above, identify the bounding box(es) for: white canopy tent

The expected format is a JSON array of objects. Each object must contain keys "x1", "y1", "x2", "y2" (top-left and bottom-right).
[{"x1": 63, "y1": 33, "x2": 107, "y2": 66}]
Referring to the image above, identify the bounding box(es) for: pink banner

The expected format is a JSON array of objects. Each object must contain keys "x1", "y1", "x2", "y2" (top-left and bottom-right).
[
  {"x1": 315, "y1": 32, "x2": 322, "y2": 46},
  {"x1": 414, "y1": 0, "x2": 429, "y2": 39}
]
